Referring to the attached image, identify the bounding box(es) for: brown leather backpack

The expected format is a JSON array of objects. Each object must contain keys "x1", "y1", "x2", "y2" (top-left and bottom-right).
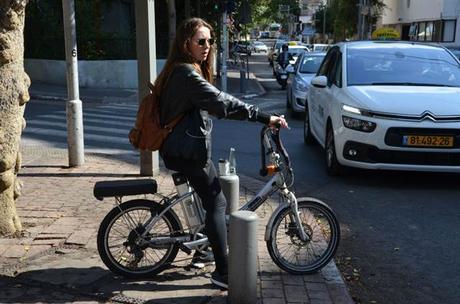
[{"x1": 128, "y1": 82, "x2": 184, "y2": 151}]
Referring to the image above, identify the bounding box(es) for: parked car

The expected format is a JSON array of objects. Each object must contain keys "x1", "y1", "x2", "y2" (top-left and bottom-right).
[
  {"x1": 286, "y1": 52, "x2": 326, "y2": 114},
  {"x1": 232, "y1": 40, "x2": 252, "y2": 56},
  {"x1": 250, "y1": 41, "x2": 268, "y2": 53},
  {"x1": 312, "y1": 44, "x2": 331, "y2": 52},
  {"x1": 259, "y1": 31, "x2": 270, "y2": 39},
  {"x1": 305, "y1": 41, "x2": 460, "y2": 175},
  {"x1": 447, "y1": 47, "x2": 460, "y2": 60}
]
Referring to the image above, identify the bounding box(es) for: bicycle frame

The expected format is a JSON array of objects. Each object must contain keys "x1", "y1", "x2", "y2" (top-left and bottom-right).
[{"x1": 135, "y1": 126, "x2": 309, "y2": 249}]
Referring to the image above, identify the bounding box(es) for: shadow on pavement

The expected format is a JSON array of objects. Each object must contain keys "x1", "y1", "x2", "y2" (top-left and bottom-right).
[{"x1": 1, "y1": 265, "x2": 222, "y2": 303}]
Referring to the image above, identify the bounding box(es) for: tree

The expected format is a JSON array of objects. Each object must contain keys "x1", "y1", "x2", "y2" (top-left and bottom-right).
[
  {"x1": 0, "y1": 0, "x2": 30, "y2": 236},
  {"x1": 318, "y1": 0, "x2": 385, "y2": 41}
]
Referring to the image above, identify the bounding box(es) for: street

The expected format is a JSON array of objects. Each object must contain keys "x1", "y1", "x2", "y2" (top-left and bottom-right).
[
  {"x1": 214, "y1": 46, "x2": 460, "y2": 304},
  {"x1": 21, "y1": 47, "x2": 460, "y2": 304}
]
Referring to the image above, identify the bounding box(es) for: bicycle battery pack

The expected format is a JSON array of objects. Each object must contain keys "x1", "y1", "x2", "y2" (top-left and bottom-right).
[{"x1": 172, "y1": 173, "x2": 205, "y2": 229}]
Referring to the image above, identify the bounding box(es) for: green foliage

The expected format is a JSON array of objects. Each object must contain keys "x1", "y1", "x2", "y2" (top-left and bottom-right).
[
  {"x1": 25, "y1": 0, "x2": 135, "y2": 60},
  {"x1": 314, "y1": 0, "x2": 385, "y2": 41}
]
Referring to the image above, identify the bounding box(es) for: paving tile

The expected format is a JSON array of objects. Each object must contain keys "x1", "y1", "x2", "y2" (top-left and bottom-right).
[
  {"x1": 284, "y1": 285, "x2": 308, "y2": 302},
  {"x1": 262, "y1": 287, "x2": 284, "y2": 298},
  {"x1": 2, "y1": 245, "x2": 27, "y2": 258}
]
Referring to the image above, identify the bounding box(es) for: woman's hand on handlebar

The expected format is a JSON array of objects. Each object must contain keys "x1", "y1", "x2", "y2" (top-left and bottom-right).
[{"x1": 269, "y1": 115, "x2": 289, "y2": 129}]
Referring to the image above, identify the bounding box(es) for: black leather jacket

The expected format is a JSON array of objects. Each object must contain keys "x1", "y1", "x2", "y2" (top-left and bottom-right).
[
  {"x1": 159, "y1": 63, "x2": 270, "y2": 170},
  {"x1": 160, "y1": 63, "x2": 269, "y2": 125}
]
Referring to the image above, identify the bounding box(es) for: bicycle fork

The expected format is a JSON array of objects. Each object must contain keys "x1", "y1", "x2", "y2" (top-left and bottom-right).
[{"x1": 281, "y1": 188, "x2": 309, "y2": 242}]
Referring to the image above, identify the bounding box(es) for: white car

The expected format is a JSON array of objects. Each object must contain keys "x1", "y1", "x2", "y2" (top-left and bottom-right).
[
  {"x1": 286, "y1": 52, "x2": 326, "y2": 113},
  {"x1": 305, "y1": 41, "x2": 460, "y2": 175},
  {"x1": 251, "y1": 41, "x2": 268, "y2": 53}
]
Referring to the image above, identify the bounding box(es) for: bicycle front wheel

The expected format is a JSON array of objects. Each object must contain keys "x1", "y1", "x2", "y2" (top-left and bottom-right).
[
  {"x1": 97, "y1": 199, "x2": 182, "y2": 279},
  {"x1": 266, "y1": 198, "x2": 340, "y2": 274}
]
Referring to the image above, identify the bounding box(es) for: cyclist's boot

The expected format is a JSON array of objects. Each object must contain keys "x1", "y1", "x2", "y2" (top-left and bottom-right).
[{"x1": 190, "y1": 249, "x2": 215, "y2": 269}]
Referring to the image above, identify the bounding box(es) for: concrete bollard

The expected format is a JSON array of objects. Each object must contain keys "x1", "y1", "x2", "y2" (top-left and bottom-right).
[
  {"x1": 229, "y1": 211, "x2": 258, "y2": 304},
  {"x1": 220, "y1": 174, "x2": 240, "y2": 215}
]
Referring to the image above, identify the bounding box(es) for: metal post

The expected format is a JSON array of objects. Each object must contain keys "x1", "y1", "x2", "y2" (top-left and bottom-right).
[
  {"x1": 62, "y1": 0, "x2": 84, "y2": 167},
  {"x1": 323, "y1": 5, "x2": 326, "y2": 36},
  {"x1": 221, "y1": 10, "x2": 228, "y2": 92},
  {"x1": 229, "y1": 211, "x2": 258, "y2": 304},
  {"x1": 239, "y1": 69, "x2": 246, "y2": 93},
  {"x1": 135, "y1": 0, "x2": 159, "y2": 176},
  {"x1": 357, "y1": 0, "x2": 363, "y2": 40}
]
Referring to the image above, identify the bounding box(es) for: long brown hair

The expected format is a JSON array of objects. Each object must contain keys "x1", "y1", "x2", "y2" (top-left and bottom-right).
[{"x1": 154, "y1": 18, "x2": 215, "y2": 94}]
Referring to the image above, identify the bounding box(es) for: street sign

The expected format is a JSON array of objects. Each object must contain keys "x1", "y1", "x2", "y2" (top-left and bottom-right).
[{"x1": 302, "y1": 27, "x2": 316, "y2": 36}]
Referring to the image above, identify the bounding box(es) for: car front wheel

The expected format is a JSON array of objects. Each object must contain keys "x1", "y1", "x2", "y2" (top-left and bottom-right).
[
  {"x1": 325, "y1": 125, "x2": 343, "y2": 176},
  {"x1": 303, "y1": 102, "x2": 315, "y2": 145}
]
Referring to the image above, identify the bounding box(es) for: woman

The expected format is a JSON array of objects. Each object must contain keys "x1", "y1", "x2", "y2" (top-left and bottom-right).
[{"x1": 156, "y1": 18, "x2": 288, "y2": 289}]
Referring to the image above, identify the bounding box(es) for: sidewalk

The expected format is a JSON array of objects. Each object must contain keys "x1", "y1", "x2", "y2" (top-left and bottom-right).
[{"x1": 0, "y1": 76, "x2": 354, "y2": 303}]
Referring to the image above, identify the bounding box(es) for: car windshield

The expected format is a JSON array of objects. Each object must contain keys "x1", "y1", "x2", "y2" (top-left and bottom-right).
[
  {"x1": 347, "y1": 45, "x2": 460, "y2": 87},
  {"x1": 299, "y1": 55, "x2": 325, "y2": 73}
]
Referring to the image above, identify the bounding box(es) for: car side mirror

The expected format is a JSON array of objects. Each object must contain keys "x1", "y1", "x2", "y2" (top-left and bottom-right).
[
  {"x1": 286, "y1": 65, "x2": 295, "y2": 74},
  {"x1": 311, "y1": 76, "x2": 328, "y2": 88}
]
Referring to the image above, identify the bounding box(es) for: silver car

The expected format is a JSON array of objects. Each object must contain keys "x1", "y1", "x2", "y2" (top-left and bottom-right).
[{"x1": 286, "y1": 52, "x2": 326, "y2": 114}]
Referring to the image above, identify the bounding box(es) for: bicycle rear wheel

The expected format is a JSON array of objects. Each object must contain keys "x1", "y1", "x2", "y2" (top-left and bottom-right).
[
  {"x1": 97, "y1": 199, "x2": 182, "y2": 278},
  {"x1": 266, "y1": 197, "x2": 340, "y2": 274}
]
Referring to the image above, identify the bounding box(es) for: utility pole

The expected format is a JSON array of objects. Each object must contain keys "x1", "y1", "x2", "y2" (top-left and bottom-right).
[
  {"x1": 357, "y1": 0, "x2": 364, "y2": 40},
  {"x1": 135, "y1": 0, "x2": 159, "y2": 176},
  {"x1": 323, "y1": 5, "x2": 326, "y2": 36},
  {"x1": 221, "y1": 8, "x2": 228, "y2": 92},
  {"x1": 62, "y1": 0, "x2": 84, "y2": 167}
]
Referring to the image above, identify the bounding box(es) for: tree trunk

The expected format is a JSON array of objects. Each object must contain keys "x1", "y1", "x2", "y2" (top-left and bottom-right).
[
  {"x1": 168, "y1": 0, "x2": 176, "y2": 51},
  {"x1": 0, "y1": 0, "x2": 30, "y2": 236}
]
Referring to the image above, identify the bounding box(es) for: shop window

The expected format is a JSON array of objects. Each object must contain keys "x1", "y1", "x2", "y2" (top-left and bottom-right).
[
  {"x1": 442, "y1": 20, "x2": 456, "y2": 42},
  {"x1": 417, "y1": 22, "x2": 426, "y2": 41},
  {"x1": 425, "y1": 22, "x2": 433, "y2": 41}
]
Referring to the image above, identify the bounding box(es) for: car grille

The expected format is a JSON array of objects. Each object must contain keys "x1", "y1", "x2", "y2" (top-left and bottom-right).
[
  {"x1": 343, "y1": 141, "x2": 460, "y2": 166},
  {"x1": 385, "y1": 128, "x2": 460, "y2": 148}
]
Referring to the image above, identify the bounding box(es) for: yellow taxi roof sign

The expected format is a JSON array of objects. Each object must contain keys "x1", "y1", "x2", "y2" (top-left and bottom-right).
[
  {"x1": 372, "y1": 27, "x2": 400, "y2": 40},
  {"x1": 287, "y1": 41, "x2": 299, "y2": 46}
]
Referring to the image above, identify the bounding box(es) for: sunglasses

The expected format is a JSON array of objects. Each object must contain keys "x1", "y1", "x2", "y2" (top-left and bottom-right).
[{"x1": 196, "y1": 38, "x2": 215, "y2": 46}]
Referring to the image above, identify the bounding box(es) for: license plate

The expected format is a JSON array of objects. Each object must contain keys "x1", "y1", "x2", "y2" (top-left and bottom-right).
[
  {"x1": 402, "y1": 135, "x2": 454, "y2": 147},
  {"x1": 280, "y1": 75, "x2": 287, "y2": 79}
]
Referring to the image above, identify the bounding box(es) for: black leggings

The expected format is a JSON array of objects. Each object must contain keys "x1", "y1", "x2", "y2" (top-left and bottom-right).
[{"x1": 180, "y1": 161, "x2": 228, "y2": 275}]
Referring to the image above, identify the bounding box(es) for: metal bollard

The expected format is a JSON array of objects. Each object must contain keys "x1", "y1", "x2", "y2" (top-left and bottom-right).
[
  {"x1": 218, "y1": 155, "x2": 239, "y2": 216},
  {"x1": 229, "y1": 211, "x2": 258, "y2": 304},
  {"x1": 240, "y1": 69, "x2": 246, "y2": 93}
]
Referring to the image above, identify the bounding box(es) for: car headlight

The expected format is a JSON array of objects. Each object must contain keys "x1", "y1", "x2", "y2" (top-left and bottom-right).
[
  {"x1": 294, "y1": 81, "x2": 308, "y2": 91},
  {"x1": 342, "y1": 116, "x2": 376, "y2": 132}
]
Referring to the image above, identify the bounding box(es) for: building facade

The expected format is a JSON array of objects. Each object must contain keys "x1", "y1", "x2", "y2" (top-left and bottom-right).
[{"x1": 380, "y1": 0, "x2": 459, "y2": 47}]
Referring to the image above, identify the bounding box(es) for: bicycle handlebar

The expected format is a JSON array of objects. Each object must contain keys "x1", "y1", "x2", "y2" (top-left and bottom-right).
[{"x1": 259, "y1": 126, "x2": 292, "y2": 177}]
